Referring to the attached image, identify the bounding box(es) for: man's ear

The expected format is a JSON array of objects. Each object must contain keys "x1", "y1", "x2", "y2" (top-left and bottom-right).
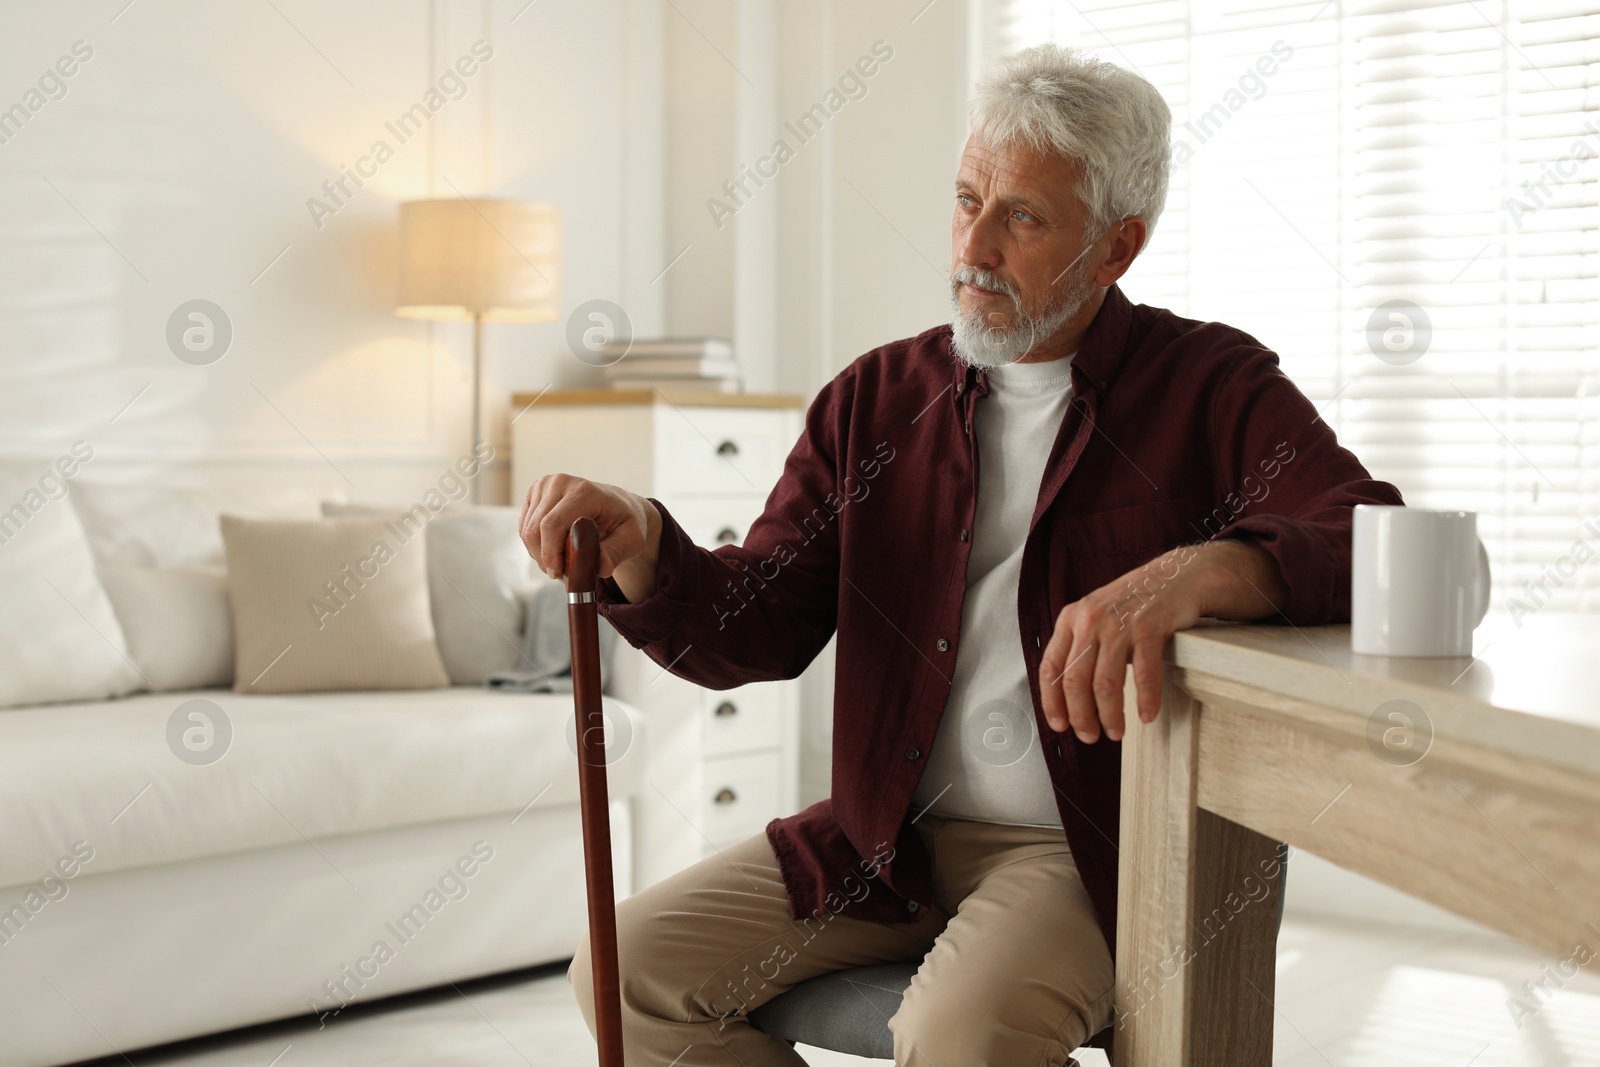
[{"x1": 1094, "y1": 216, "x2": 1147, "y2": 287}]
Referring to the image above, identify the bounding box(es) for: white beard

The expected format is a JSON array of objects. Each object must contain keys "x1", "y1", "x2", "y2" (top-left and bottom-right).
[{"x1": 948, "y1": 259, "x2": 1098, "y2": 369}]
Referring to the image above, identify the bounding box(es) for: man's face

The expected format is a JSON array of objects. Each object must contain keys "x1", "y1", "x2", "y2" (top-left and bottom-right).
[{"x1": 949, "y1": 137, "x2": 1103, "y2": 365}]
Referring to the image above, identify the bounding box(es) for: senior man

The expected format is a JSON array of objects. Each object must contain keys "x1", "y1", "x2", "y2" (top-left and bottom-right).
[{"x1": 526, "y1": 44, "x2": 1402, "y2": 1066}]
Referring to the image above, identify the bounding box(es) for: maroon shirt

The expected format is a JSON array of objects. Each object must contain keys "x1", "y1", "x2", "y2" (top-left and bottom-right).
[{"x1": 597, "y1": 284, "x2": 1403, "y2": 952}]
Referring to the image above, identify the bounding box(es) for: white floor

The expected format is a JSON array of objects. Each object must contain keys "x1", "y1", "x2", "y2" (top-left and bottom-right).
[{"x1": 87, "y1": 914, "x2": 1600, "y2": 1067}]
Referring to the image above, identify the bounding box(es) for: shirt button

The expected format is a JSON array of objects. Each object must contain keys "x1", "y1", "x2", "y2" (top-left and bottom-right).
[
  {"x1": 905, "y1": 899, "x2": 920, "y2": 913},
  {"x1": 936, "y1": 638, "x2": 950, "y2": 652},
  {"x1": 958, "y1": 528, "x2": 969, "y2": 542},
  {"x1": 955, "y1": 380, "x2": 965, "y2": 395},
  {"x1": 906, "y1": 746, "x2": 921, "y2": 760}
]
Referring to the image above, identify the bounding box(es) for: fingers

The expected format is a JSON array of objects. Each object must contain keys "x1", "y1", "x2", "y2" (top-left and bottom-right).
[
  {"x1": 1130, "y1": 625, "x2": 1165, "y2": 725},
  {"x1": 1041, "y1": 607, "x2": 1108, "y2": 744},
  {"x1": 537, "y1": 489, "x2": 581, "y2": 579},
  {"x1": 1060, "y1": 629, "x2": 1101, "y2": 745},
  {"x1": 1039, "y1": 606, "x2": 1102, "y2": 745},
  {"x1": 518, "y1": 478, "x2": 549, "y2": 574},
  {"x1": 519, "y1": 476, "x2": 650, "y2": 583},
  {"x1": 520, "y1": 474, "x2": 577, "y2": 579},
  {"x1": 1092, "y1": 626, "x2": 1130, "y2": 743},
  {"x1": 1037, "y1": 607, "x2": 1075, "y2": 734},
  {"x1": 1040, "y1": 592, "x2": 1146, "y2": 745}
]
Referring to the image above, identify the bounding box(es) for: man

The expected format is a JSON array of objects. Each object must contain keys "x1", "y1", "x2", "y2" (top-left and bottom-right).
[{"x1": 523, "y1": 44, "x2": 1402, "y2": 1066}]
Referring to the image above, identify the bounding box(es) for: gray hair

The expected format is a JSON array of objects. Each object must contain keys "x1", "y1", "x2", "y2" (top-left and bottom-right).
[{"x1": 969, "y1": 44, "x2": 1171, "y2": 241}]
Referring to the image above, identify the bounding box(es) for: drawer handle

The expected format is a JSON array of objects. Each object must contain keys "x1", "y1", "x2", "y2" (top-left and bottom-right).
[
  {"x1": 715, "y1": 439, "x2": 740, "y2": 457},
  {"x1": 714, "y1": 701, "x2": 738, "y2": 718},
  {"x1": 714, "y1": 787, "x2": 738, "y2": 805},
  {"x1": 715, "y1": 527, "x2": 739, "y2": 544}
]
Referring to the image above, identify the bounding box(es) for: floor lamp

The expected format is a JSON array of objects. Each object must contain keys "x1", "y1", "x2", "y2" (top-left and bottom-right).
[{"x1": 397, "y1": 198, "x2": 561, "y2": 503}]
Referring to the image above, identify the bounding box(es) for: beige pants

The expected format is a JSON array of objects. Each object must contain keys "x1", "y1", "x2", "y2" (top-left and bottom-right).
[{"x1": 569, "y1": 812, "x2": 1114, "y2": 1066}]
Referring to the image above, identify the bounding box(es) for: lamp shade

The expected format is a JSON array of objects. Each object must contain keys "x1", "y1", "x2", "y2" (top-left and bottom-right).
[{"x1": 396, "y1": 198, "x2": 561, "y2": 322}]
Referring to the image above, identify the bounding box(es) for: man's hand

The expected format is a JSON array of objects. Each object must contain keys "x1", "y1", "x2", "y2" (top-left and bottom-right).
[
  {"x1": 518, "y1": 475, "x2": 662, "y2": 602},
  {"x1": 1037, "y1": 539, "x2": 1288, "y2": 744}
]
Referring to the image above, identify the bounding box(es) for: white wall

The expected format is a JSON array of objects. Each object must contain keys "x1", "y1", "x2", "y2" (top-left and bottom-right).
[
  {"x1": 661, "y1": 0, "x2": 737, "y2": 349},
  {"x1": 0, "y1": 0, "x2": 663, "y2": 506},
  {"x1": 659, "y1": 0, "x2": 970, "y2": 391},
  {"x1": 800, "y1": 1, "x2": 970, "y2": 379}
]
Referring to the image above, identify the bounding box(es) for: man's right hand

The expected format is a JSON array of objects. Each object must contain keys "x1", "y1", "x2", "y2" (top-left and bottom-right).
[{"x1": 518, "y1": 474, "x2": 663, "y2": 602}]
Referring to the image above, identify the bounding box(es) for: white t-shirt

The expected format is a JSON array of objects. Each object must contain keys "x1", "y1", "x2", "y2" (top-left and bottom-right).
[{"x1": 910, "y1": 354, "x2": 1075, "y2": 828}]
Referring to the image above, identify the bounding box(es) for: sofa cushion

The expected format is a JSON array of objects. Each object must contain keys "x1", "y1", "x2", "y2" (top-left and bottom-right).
[
  {"x1": 221, "y1": 514, "x2": 450, "y2": 693},
  {"x1": 71, "y1": 484, "x2": 324, "y2": 694},
  {"x1": 0, "y1": 688, "x2": 643, "y2": 887},
  {"x1": 71, "y1": 483, "x2": 229, "y2": 569},
  {"x1": 324, "y1": 503, "x2": 539, "y2": 685},
  {"x1": 426, "y1": 507, "x2": 543, "y2": 683},
  {"x1": 0, "y1": 467, "x2": 145, "y2": 708},
  {"x1": 98, "y1": 563, "x2": 234, "y2": 691}
]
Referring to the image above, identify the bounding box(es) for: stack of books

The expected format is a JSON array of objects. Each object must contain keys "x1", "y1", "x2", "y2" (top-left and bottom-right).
[{"x1": 601, "y1": 337, "x2": 741, "y2": 394}]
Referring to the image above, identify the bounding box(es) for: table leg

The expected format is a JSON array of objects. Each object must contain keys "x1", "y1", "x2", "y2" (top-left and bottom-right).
[{"x1": 1113, "y1": 668, "x2": 1283, "y2": 1066}]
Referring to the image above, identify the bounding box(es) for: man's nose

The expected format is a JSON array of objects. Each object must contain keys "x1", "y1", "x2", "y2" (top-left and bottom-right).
[{"x1": 957, "y1": 212, "x2": 1003, "y2": 273}]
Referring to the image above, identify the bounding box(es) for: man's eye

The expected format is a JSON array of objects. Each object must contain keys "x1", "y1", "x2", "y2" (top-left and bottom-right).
[
  {"x1": 957, "y1": 193, "x2": 976, "y2": 208},
  {"x1": 1012, "y1": 209, "x2": 1034, "y2": 223}
]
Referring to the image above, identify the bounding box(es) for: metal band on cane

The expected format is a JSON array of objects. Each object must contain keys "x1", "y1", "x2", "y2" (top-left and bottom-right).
[{"x1": 568, "y1": 591, "x2": 596, "y2": 604}]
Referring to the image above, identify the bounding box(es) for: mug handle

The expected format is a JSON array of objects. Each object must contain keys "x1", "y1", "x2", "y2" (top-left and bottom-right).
[{"x1": 1472, "y1": 538, "x2": 1492, "y2": 627}]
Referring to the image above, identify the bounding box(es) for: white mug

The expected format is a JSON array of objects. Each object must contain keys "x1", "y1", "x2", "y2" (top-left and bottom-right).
[{"x1": 1351, "y1": 506, "x2": 1491, "y2": 657}]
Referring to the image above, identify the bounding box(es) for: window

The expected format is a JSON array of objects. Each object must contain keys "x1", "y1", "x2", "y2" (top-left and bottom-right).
[{"x1": 991, "y1": 0, "x2": 1600, "y2": 614}]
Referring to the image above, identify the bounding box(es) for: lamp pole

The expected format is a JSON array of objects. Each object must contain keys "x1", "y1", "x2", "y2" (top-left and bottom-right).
[{"x1": 470, "y1": 308, "x2": 483, "y2": 505}]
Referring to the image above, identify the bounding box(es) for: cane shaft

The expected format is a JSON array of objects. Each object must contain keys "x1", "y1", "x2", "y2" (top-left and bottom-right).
[{"x1": 565, "y1": 519, "x2": 623, "y2": 1067}]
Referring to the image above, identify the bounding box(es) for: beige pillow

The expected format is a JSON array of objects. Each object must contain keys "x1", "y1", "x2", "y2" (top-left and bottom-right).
[
  {"x1": 323, "y1": 502, "x2": 537, "y2": 684},
  {"x1": 220, "y1": 515, "x2": 449, "y2": 693}
]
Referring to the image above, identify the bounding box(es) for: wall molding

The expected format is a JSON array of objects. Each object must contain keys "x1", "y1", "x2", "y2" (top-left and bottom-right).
[{"x1": 0, "y1": 438, "x2": 465, "y2": 466}]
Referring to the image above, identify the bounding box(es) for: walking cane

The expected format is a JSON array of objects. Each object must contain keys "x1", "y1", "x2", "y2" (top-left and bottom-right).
[{"x1": 565, "y1": 517, "x2": 625, "y2": 1067}]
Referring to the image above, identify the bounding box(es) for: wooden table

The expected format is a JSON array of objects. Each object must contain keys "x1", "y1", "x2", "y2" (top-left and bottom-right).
[{"x1": 1113, "y1": 613, "x2": 1600, "y2": 1066}]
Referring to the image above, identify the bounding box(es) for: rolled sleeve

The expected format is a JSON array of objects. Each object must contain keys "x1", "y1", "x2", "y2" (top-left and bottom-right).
[
  {"x1": 1210, "y1": 345, "x2": 1404, "y2": 625},
  {"x1": 1219, "y1": 508, "x2": 1349, "y2": 625}
]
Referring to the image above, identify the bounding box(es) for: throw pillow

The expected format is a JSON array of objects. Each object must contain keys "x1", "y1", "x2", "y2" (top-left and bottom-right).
[
  {"x1": 98, "y1": 564, "x2": 234, "y2": 690},
  {"x1": 323, "y1": 503, "x2": 538, "y2": 684},
  {"x1": 70, "y1": 483, "x2": 228, "y2": 568},
  {"x1": 220, "y1": 514, "x2": 449, "y2": 693},
  {"x1": 72, "y1": 481, "x2": 325, "y2": 569},
  {"x1": 0, "y1": 466, "x2": 146, "y2": 707}
]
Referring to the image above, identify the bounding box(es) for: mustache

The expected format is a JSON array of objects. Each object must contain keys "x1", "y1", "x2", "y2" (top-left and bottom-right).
[{"x1": 950, "y1": 265, "x2": 1021, "y2": 305}]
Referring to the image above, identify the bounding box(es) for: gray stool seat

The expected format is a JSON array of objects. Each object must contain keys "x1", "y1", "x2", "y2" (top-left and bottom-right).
[
  {"x1": 748, "y1": 961, "x2": 918, "y2": 1060},
  {"x1": 747, "y1": 846, "x2": 1288, "y2": 1061}
]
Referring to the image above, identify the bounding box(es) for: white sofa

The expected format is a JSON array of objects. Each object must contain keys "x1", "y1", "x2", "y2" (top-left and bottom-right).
[
  {"x1": 0, "y1": 470, "x2": 656, "y2": 1066},
  {"x1": 0, "y1": 686, "x2": 643, "y2": 1067}
]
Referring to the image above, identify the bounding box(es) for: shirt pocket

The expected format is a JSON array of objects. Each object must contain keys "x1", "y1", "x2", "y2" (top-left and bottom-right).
[{"x1": 1061, "y1": 496, "x2": 1200, "y2": 585}]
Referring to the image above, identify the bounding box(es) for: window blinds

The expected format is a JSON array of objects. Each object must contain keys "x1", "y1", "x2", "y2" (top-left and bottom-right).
[{"x1": 991, "y1": 0, "x2": 1600, "y2": 615}]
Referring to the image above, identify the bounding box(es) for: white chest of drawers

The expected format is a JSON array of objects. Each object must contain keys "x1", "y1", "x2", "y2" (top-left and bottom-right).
[{"x1": 510, "y1": 389, "x2": 806, "y2": 891}]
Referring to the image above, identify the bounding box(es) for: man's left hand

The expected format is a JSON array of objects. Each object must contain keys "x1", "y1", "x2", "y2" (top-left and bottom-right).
[{"x1": 1037, "y1": 539, "x2": 1288, "y2": 744}]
